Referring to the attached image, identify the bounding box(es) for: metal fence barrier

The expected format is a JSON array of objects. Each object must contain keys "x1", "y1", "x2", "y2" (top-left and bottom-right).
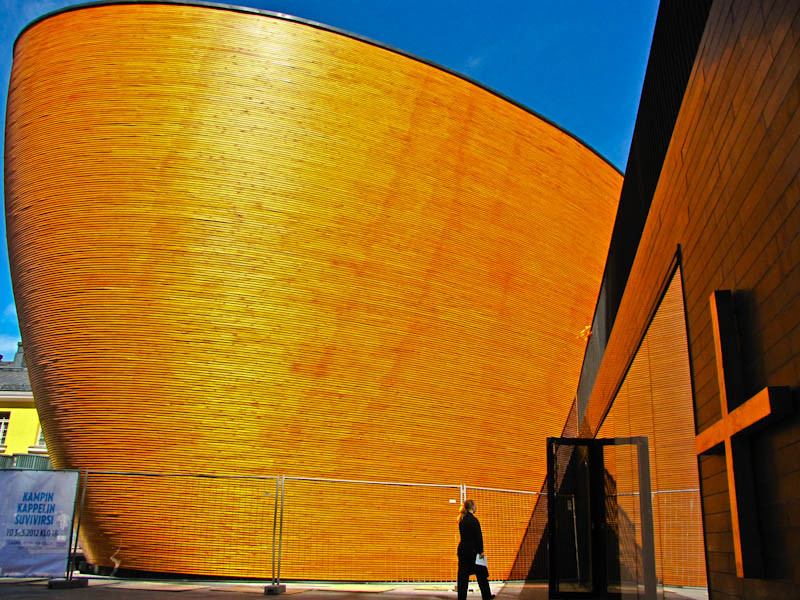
[
  {"x1": 51, "y1": 471, "x2": 703, "y2": 587},
  {"x1": 464, "y1": 485, "x2": 540, "y2": 581},
  {"x1": 280, "y1": 477, "x2": 464, "y2": 581},
  {"x1": 72, "y1": 471, "x2": 280, "y2": 583},
  {"x1": 66, "y1": 472, "x2": 543, "y2": 583},
  {"x1": 607, "y1": 489, "x2": 706, "y2": 590}
]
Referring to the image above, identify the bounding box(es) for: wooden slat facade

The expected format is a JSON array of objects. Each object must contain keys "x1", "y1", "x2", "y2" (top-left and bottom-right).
[
  {"x1": 598, "y1": 269, "x2": 706, "y2": 588},
  {"x1": 4, "y1": 2, "x2": 621, "y2": 579},
  {"x1": 583, "y1": 0, "x2": 800, "y2": 596}
]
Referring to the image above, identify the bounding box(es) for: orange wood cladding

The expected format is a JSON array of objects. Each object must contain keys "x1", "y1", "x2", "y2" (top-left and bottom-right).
[
  {"x1": 598, "y1": 270, "x2": 706, "y2": 587},
  {"x1": 582, "y1": 0, "x2": 799, "y2": 596},
  {"x1": 5, "y1": 3, "x2": 621, "y2": 578}
]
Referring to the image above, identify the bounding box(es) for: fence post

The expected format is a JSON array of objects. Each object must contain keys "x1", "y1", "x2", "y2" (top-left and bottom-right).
[
  {"x1": 271, "y1": 477, "x2": 279, "y2": 584},
  {"x1": 69, "y1": 468, "x2": 88, "y2": 581},
  {"x1": 49, "y1": 469, "x2": 89, "y2": 589},
  {"x1": 278, "y1": 476, "x2": 285, "y2": 580},
  {"x1": 265, "y1": 475, "x2": 286, "y2": 595}
]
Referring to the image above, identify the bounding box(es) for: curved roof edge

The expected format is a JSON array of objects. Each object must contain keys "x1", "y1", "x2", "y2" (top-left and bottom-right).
[{"x1": 15, "y1": 0, "x2": 622, "y2": 176}]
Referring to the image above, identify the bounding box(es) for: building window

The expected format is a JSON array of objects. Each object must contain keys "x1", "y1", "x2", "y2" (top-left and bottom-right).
[{"x1": 0, "y1": 412, "x2": 9, "y2": 445}]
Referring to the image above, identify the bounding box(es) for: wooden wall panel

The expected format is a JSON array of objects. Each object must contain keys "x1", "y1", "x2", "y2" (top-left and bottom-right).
[
  {"x1": 598, "y1": 270, "x2": 706, "y2": 587},
  {"x1": 584, "y1": 0, "x2": 799, "y2": 596},
  {"x1": 4, "y1": 3, "x2": 621, "y2": 578}
]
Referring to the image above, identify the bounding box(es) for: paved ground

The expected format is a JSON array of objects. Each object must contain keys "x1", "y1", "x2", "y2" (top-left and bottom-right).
[
  {"x1": 0, "y1": 579, "x2": 708, "y2": 600},
  {"x1": 0, "y1": 579, "x2": 535, "y2": 600}
]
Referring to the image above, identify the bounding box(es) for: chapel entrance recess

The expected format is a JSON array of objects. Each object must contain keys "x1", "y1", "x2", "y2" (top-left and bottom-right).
[{"x1": 547, "y1": 437, "x2": 657, "y2": 599}]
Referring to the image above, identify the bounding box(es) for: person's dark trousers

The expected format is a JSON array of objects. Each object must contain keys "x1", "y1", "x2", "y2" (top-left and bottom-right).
[{"x1": 457, "y1": 555, "x2": 492, "y2": 600}]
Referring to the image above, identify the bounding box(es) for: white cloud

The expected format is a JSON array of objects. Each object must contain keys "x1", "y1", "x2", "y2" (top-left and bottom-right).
[
  {"x1": 6, "y1": 0, "x2": 73, "y2": 21},
  {"x1": 2, "y1": 303, "x2": 16, "y2": 321},
  {"x1": 0, "y1": 334, "x2": 20, "y2": 361},
  {"x1": 465, "y1": 55, "x2": 485, "y2": 71}
]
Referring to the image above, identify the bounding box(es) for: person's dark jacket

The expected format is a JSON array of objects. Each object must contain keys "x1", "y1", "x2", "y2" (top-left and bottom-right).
[{"x1": 458, "y1": 512, "x2": 484, "y2": 558}]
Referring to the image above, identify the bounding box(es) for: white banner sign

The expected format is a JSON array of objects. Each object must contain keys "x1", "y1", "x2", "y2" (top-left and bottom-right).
[{"x1": 0, "y1": 469, "x2": 79, "y2": 578}]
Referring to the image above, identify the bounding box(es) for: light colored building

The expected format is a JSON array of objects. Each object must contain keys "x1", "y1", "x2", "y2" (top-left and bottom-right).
[{"x1": 0, "y1": 343, "x2": 48, "y2": 468}]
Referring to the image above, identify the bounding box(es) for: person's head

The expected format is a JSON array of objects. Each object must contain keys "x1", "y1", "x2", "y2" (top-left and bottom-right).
[{"x1": 458, "y1": 499, "x2": 476, "y2": 521}]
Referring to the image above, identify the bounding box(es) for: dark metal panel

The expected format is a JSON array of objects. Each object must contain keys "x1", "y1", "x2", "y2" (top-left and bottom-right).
[{"x1": 576, "y1": 0, "x2": 714, "y2": 422}]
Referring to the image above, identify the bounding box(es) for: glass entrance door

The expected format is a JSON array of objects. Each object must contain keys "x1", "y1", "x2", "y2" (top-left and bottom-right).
[
  {"x1": 547, "y1": 438, "x2": 595, "y2": 596},
  {"x1": 547, "y1": 437, "x2": 657, "y2": 599}
]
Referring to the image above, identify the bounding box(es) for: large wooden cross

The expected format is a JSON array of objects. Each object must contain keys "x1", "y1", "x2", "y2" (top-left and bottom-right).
[{"x1": 695, "y1": 290, "x2": 790, "y2": 578}]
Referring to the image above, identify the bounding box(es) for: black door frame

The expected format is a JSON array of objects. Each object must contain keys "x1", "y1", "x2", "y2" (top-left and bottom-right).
[{"x1": 547, "y1": 436, "x2": 657, "y2": 599}]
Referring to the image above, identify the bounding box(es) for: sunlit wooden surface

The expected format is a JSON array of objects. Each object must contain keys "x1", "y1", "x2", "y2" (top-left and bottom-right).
[
  {"x1": 598, "y1": 271, "x2": 706, "y2": 588},
  {"x1": 5, "y1": 2, "x2": 621, "y2": 578}
]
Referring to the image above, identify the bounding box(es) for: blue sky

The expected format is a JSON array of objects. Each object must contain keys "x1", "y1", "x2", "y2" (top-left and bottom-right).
[{"x1": 0, "y1": 0, "x2": 659, "y2": 360}]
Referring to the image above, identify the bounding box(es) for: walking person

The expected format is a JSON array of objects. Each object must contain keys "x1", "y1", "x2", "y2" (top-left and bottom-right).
[{"x1": 457, "y1": 499, "x2": 495, "y2": 600}]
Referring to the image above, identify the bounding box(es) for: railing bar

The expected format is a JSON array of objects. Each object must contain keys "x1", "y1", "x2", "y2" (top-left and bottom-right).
[
  {"x1": 86, "y1": 470, "x2": 278, "y2": 481},
  {"x1": 465, "y1": 485, "x2": 540, "y2": 495},
  {"x1": 283, "y1": 476, "x2": 461, "y2": 489},
  {"x1": 607, "y1": 489, "x2": 701, "y2": 497},
  {"x1": 74, "y1": 471, "x2": 701, "y2": 493}
]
